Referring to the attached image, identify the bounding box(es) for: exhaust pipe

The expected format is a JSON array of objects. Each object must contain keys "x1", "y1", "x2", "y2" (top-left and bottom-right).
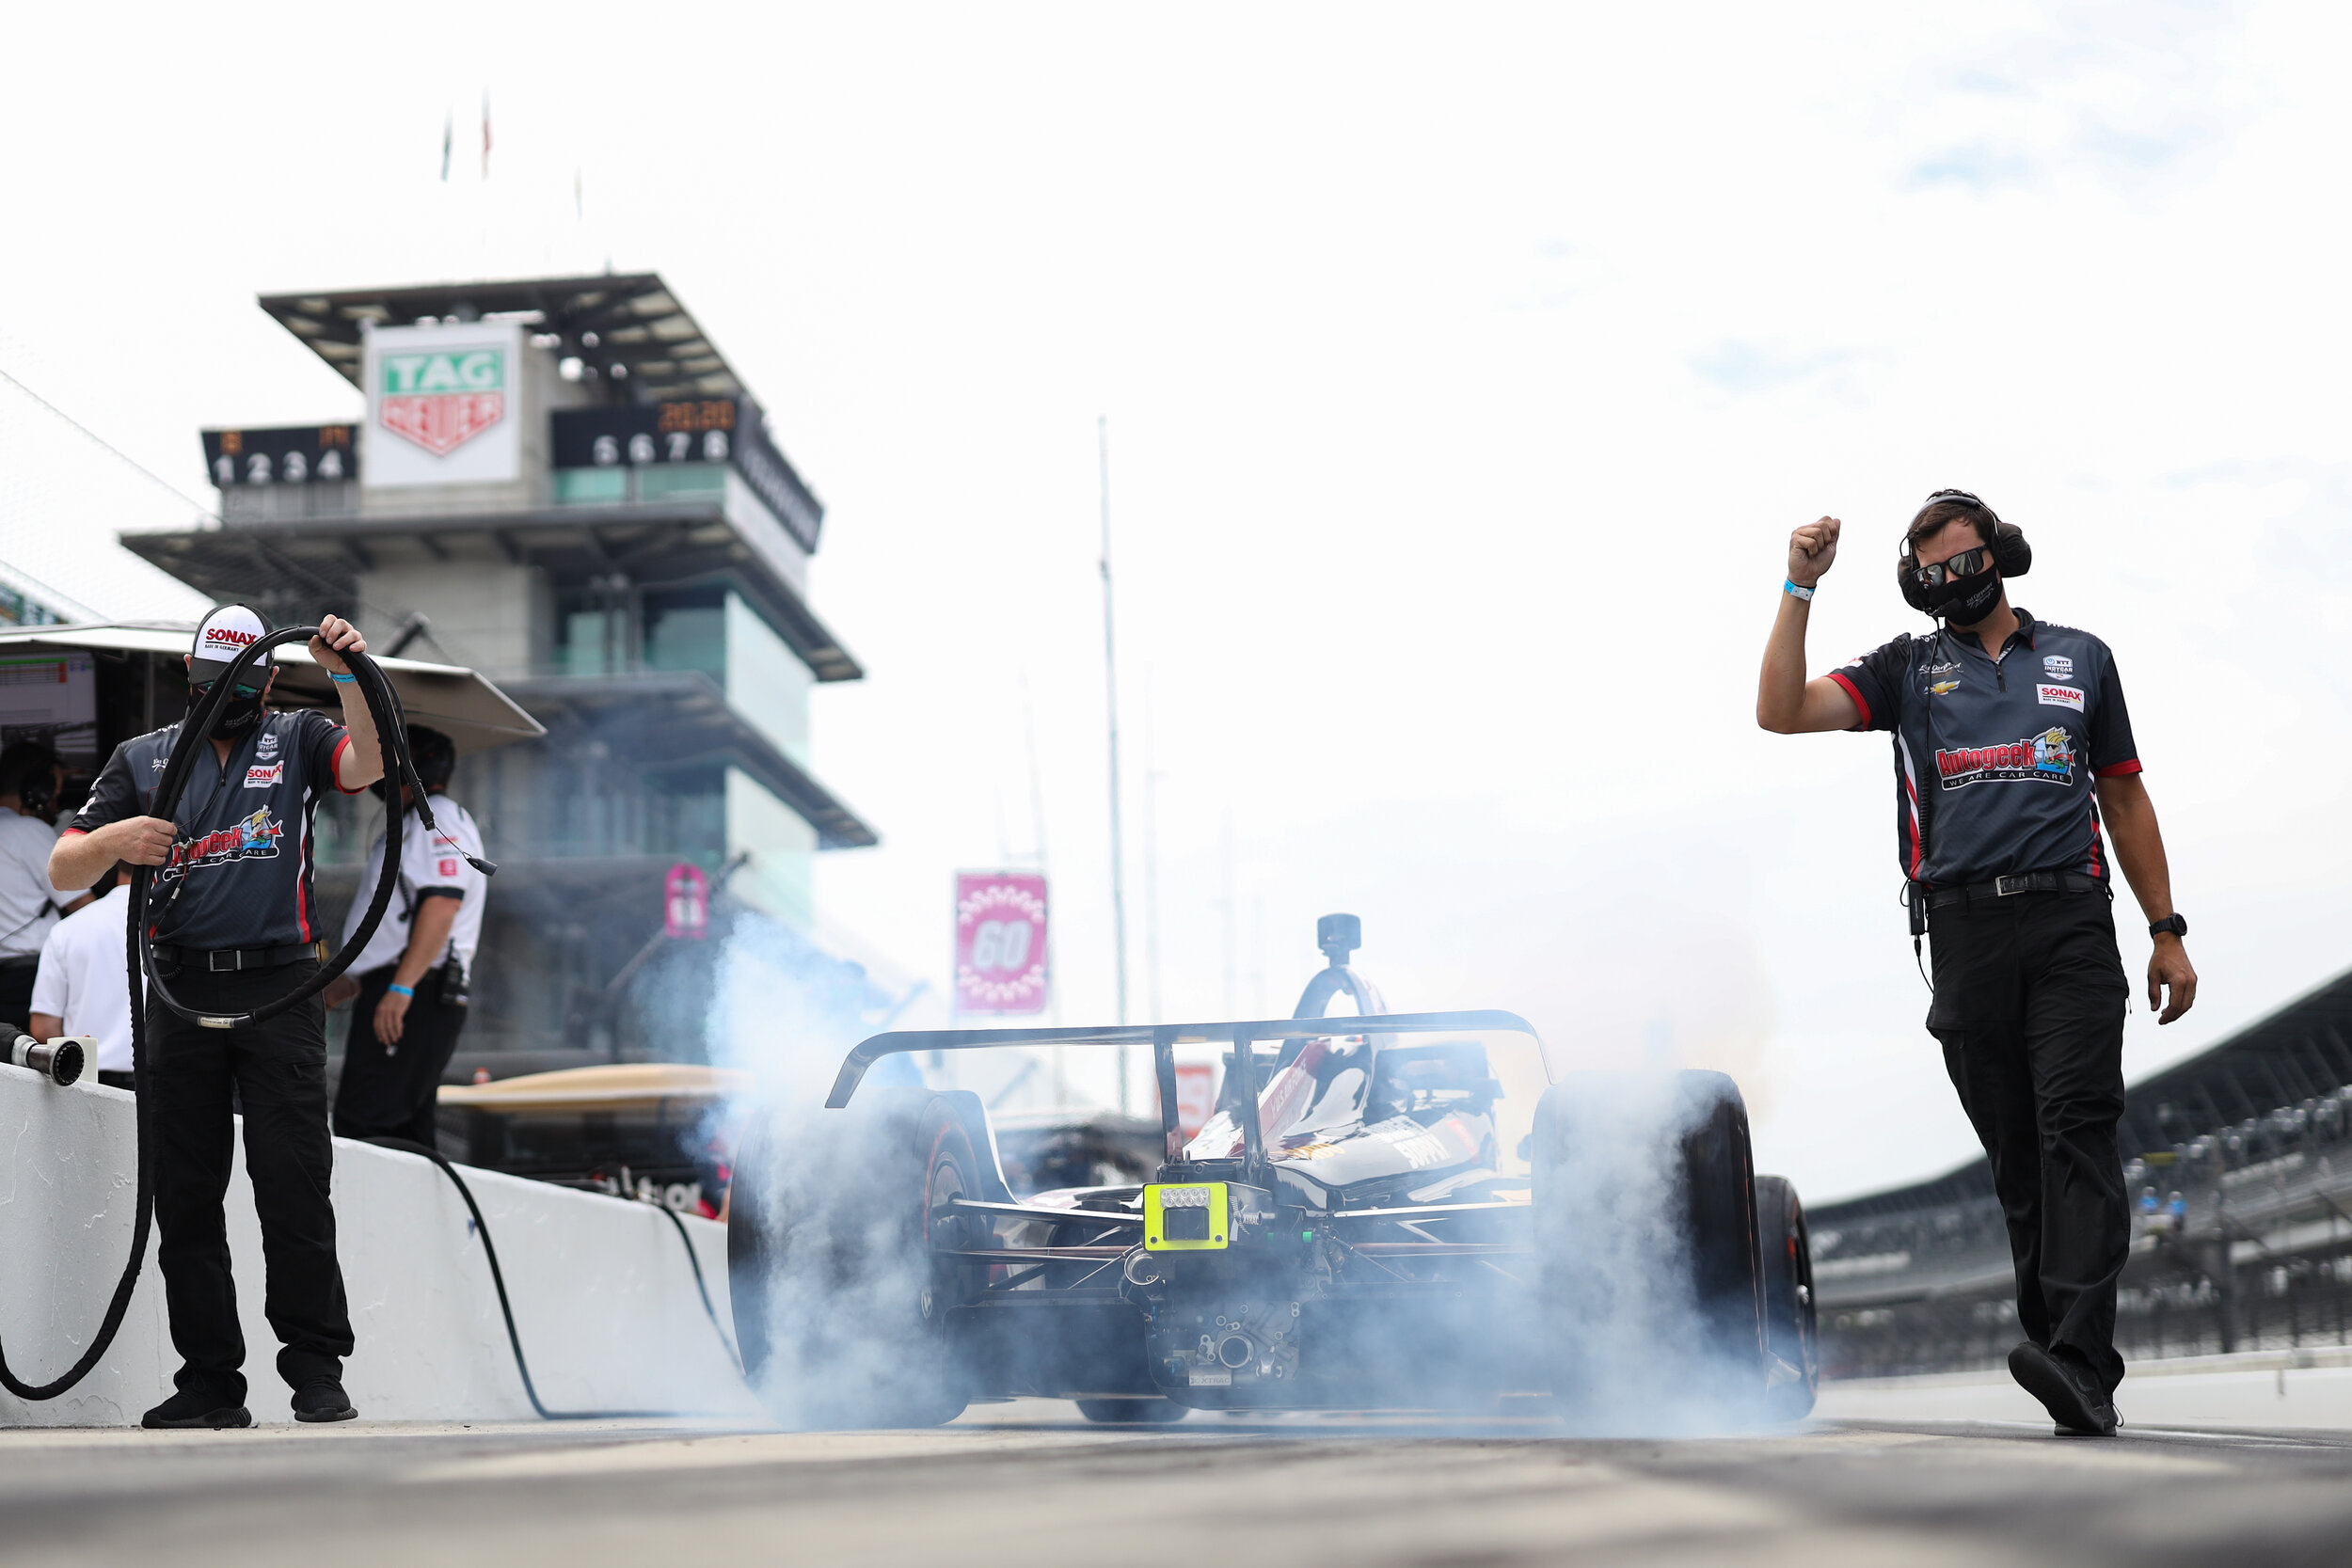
[{"x1": 7, "y1": 1033, "x2": 86, "y2": 1087}]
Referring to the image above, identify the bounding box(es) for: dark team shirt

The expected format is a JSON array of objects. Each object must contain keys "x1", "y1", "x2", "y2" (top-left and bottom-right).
[
  {"x1": 66, "y1": 707, "x2": 357, "y2": 949},
  {"x1": 1826, "y1": 609, "x2": 2141, "y2": 888}
]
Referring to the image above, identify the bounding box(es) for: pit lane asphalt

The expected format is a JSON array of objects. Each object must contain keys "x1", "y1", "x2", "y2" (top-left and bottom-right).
[{"x1": 9, "y1": 1403, "x2": 2352, "y2": 1568}]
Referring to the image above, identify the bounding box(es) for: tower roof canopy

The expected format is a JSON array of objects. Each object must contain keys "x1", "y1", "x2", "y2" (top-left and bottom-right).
[{"x1": 260, "y1": 274, "x2": 746, "y2": 403}]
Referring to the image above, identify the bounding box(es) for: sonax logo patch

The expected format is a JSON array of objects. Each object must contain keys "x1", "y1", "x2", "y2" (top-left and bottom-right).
[
  {"x1": 2038, "y1": 683, "x2": 2085, "y2": 712},
  {"x1": 243, "y1": 763, "x2": 282, "y2": 788}
]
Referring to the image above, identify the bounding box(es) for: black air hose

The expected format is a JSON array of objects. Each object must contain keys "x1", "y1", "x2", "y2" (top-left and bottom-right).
[{"x1": 0, "y1": 630, "x2": 478, "y2": 1400}]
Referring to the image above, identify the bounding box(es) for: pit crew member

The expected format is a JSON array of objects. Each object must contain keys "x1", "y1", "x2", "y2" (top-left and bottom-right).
[
  {"x1": 1756, "y1": 491, "x2": 2195, "y2": 1438},
  {"x1": 49, "y1": 605, "x2": 383, "y2": 1429}
]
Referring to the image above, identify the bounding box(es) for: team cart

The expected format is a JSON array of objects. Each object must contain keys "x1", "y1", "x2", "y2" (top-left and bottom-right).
[{"x1": 728, "y1": 916, "x2": 1818, "y2": 1427}]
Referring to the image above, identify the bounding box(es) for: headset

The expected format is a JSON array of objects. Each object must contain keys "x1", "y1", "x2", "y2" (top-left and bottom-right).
[{"x1": 1896, "y1": 488, "x2": 2031, "y2": 613}]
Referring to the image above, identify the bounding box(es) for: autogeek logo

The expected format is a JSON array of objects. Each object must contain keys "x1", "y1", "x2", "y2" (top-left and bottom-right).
[{"x1": 1935, "y1": 727, "x2": 2075, "y2": 790}]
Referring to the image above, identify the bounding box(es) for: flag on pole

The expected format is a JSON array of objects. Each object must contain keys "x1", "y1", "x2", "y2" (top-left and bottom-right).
[
  {"x1": 480, "y1": 91, "x2": 492, "y2": 179},
  {"x1": 439, "y1": 112, "x2": 452, "y2": 181}
]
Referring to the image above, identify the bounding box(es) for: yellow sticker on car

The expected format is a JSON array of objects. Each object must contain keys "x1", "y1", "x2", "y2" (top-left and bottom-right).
[{"x1": 1144, "y1": 1182, "x2": 1231, "y2": 1251}]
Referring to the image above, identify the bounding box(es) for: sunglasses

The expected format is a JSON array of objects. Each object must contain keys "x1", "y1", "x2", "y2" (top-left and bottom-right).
[
  {"x1": 190, "y1": 675, "x2": 267, "y2": 701},
  {"x1": 1909, "y1": 544, "x2": 1993, "y2": 589}
]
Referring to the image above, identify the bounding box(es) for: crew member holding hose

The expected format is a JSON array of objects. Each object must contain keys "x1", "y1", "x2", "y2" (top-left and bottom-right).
[
  {"x1": 1756, "y1": 493, "x2": 2196, "y2": 1438},
  {"x1": 49, "y1": 606, "x2": 382, "y2": 1429}
]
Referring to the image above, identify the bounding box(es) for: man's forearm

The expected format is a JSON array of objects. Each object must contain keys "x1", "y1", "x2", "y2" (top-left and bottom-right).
[
  {"x1": 1756, "y1": 591, "x2": 1813, "y2": 731},
  {"x1": 51, "y1": 825, "x2": 118, "y2": 891},
  {"x1": 393, "y1": 897, "x2": 459, "y2": 989},
  {"x1": 2099, "y1": 780, "x2": 2175, "y2": 922},
  {"x1": 336, "y1": 683, "x2": 385, "y2": 789}
]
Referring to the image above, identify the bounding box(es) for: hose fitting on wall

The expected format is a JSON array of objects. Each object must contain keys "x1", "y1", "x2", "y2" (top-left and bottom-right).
[{"x1": 5, "y1": 1033, "x2": 86, "y2": 1087}]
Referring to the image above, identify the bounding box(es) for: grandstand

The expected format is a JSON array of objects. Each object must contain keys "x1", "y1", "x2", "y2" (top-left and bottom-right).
[{"x1": 1811, "y1": 964, "x2": 2352, "y2": 1377}]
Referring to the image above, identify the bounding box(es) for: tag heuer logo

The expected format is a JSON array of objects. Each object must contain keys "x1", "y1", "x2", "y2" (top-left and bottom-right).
[{"x1": 377, "y1": 349, "x2": 506, "y2": 456}]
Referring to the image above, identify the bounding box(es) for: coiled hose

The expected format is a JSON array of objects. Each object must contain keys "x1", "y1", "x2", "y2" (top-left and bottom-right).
[{"x1": 0, "y1": 629, "x2": 735, "y2": 1414}]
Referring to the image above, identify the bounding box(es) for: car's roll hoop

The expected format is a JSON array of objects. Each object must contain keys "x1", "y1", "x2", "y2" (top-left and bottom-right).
[{"x1": 828, "y1": 1008, "x2": 1542, "y2": 1166}]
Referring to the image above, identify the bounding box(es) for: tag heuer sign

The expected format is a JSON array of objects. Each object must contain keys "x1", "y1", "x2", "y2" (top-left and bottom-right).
[{"x1": 378, "y1": 348, "x2": 506, "y2": 455}]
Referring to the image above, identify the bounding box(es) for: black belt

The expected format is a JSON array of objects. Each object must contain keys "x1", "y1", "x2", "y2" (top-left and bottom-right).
[
  {"x1": 1925, "y1": 871, "x2": 2105, "y2": 911},
  {"x1": 152, "y1": 941, "x2": 327, "y2": 973}
]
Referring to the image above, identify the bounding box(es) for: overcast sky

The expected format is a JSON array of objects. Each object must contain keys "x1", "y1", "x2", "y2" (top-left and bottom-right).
[{"x1": 3, "y1": 2, "x2": 2345, "y2": 1199}]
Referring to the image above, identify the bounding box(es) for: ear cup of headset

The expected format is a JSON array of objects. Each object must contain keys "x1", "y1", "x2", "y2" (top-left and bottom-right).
[{"x1": 1991, "y1": 520, "x2": 2030, "y2": 578}]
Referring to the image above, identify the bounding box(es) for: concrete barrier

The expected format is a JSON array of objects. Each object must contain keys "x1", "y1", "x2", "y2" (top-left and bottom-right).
[{"x1": 0, "y1": 1063, "x2": 761, "y2": 1427}]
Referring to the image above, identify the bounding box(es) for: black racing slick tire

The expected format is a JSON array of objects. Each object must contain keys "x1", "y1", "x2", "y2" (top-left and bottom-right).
[
  {"x1": 1754, "y1": 1174, "x2": 1819, "y2": 1420},
  {"x1": 1532, "y1": 1070, "x2": 1767, "y2": 1422},
  {"x1": 727, "y1": 1088, "x2": 982, "y2": 1429},
  {"x1": 1074, "y1": 1399, "x2": 1188, "y2": 1424}
]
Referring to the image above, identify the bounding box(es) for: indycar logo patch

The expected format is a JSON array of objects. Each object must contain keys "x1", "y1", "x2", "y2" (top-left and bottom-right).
[
  {"x1": 163, "y1": 806, "x2": 284, "y2": 880},
  {"x1": 256, "y1": 731, "x2": 280, "y2": 761},
  {"x1": 2043, "y1": 654, "x2": 2074, "y2": 679},
  {"x1": 1936, "y1": 728, "x2": 2075, "y2": 790}
]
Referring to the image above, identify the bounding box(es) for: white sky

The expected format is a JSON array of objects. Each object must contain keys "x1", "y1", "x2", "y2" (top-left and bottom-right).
[{"x1": 3, "y1": 1, "x2": 2347, "y2": 1200}]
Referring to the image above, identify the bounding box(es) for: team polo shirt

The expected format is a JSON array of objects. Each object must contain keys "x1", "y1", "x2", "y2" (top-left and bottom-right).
[
  {"x1": 1827, "y1": 609, "x2": 2141, "y2": 889},
  {"x1": 67, "y1": 707, "x2": 358, "y2": 950},
  {"x1": 339, "y1": 794, "x2": 487, "y2": 976}
]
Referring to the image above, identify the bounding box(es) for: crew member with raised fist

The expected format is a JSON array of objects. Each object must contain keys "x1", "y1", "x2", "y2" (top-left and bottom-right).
[{"x1": 1756, "y1": 492, "x2": 2195, "y2": 1438}]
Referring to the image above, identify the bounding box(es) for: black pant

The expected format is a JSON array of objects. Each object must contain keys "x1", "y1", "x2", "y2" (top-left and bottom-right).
[
  {"x1": 0, "y1": 956, "x2": 38, "y2": 1025},
  {"x1": 149, "y1": 958, "x2": 353, "y2": 1403},
  {"x1": 1929, "y1": 888, "x2": 2131, "y2": 1395},
  {"x1": 333, "y1": 965, "x2": 468, "y2": 1149}
]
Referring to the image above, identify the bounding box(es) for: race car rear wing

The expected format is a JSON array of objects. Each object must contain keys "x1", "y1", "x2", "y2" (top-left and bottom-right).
[{"x1": 829, "y1": 1009, "x2": 1540, "y2": 1167}]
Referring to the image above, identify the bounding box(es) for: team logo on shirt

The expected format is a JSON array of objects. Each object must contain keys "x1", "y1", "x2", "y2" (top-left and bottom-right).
[
  {"x1": 161, "y1": 806, "x2": 285, "y2": 880},
  {"x1": 2043, "y1": 655, "x2": 2074, "y2": 679},
  {"x1": 1935, "y1": 727, "x2": 2076, "y2": 789},
  {"x1": 2037, "y1": 683, "x2": 2085, "y2": 713},
  {"x1": 243, "y1": 763, "x2": 283, "y2": 788},
  {"x1": 1929, "y1": 679, "x2": 1960, "y2": 696},
  {"x1": 256, "y1": 731, "x2": 280, "y2": 761}
]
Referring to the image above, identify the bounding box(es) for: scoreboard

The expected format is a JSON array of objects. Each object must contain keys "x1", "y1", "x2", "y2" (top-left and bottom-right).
[
  {"x1": 201, "y1": 424, "x2": 359, "y2": 487},
  {"x1": 551, "y1": 398, "x2": 822, "y2": 552}
]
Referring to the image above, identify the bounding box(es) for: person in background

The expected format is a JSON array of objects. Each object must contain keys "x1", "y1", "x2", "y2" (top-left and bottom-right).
[
  {"x1": 29, "y1": 863, "x2": 135, "y2": 1089},
  {"x1": 0, "y1": 740, "x2": 72, "y2": 1023},
  {"x1": 328, "y1": 726, "x2": 485, "y2": 1150}
]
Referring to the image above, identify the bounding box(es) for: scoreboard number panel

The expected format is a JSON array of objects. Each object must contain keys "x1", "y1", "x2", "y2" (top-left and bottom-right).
[{"x1": 201, "y1": 425, "x2": 358, "y2": 487}]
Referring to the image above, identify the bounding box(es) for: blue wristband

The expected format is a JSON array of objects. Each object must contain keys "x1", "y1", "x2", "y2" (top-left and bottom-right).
[
  {"x1": 1784, "y1": 578, "x2": 1816, "y2": 601},
  {"x1": 329, "y1": 671, "x2": 358, "y2": 683},
  {"x1": 386, "y1": 983, "x2": 414, "y2": 998}
]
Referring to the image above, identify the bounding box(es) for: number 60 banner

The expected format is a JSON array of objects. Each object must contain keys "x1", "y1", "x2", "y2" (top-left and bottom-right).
[{"x1": 954, "y1": 870, "x2": 1049, "y2": 1016}]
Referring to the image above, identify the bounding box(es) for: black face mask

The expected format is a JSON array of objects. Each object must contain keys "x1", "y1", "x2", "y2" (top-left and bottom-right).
[
  {"x1": 1925, "y1": 568, "x2": 2003, "y2": 626},
  {"x1": 191, "y1": 686, "x2": 265, "y2": 738}
]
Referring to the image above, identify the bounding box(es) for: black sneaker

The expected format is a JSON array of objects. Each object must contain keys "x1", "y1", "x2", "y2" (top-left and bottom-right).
[
  {"x1": 2008, "y1": 1341, "x2": 2119, "y2": 1436},
  {"x1": 292, "y1": 1378, "x2": 358, "y2": 1423},
  {"x1": 142, "y1": 1389, "x2": 251, "y2": 1430}
]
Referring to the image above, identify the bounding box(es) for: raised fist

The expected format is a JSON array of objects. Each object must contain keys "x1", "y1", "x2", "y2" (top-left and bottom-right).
[{"x1": 1788, "y1": 516, "x2": 1841, "y2": 587}]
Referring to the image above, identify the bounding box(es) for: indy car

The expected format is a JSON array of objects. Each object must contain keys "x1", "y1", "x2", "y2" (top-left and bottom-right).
[{"x1": 728, "y1": 915, "x2": 1817, "y2": 1427}]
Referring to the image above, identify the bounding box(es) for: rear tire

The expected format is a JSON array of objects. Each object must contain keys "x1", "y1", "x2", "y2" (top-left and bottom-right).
[
  {"x1": 728, "y1": 1088, "x2": 980, "y2": 1429},
  {"x1": 1075, "y1": 1399, "x2": 1188, "y2": 1424},
  {"x1": 1532, "y1": 1070, "x2": 1766, "y2": 1421},
  {"x1": 1754, "y1": 1174, "x2": 1819, "y2": 1419}
]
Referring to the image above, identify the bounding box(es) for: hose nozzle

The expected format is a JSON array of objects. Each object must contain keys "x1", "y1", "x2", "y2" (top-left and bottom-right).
[{"x1": 7, "y1": 1033, "x2": 86, "y2": 1087}]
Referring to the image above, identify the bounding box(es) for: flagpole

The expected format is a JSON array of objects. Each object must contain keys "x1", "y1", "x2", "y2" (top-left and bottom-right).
[{"x1": 1099, "y1": 417, "x2": 1131, "y2": 1114}]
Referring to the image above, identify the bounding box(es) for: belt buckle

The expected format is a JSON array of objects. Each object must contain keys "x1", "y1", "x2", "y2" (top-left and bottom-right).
[
  {"x1": 207, "y1": 950, "x2": 239, "y2": 972},
  {"x1": 1994, "y1": 874, "x2": 2030, "y2": 897}
]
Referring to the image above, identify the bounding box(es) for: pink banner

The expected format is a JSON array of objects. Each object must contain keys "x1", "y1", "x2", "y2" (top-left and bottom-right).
[
  {"x1": 664, "y1": 863, "x2": 708, "y2": 939},
  {"x1": 955, "y1": 870, "x2": 1049, "y2": 1015}
]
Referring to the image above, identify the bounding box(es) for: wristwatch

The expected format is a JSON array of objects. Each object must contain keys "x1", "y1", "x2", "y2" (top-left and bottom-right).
[{"x1": 2149, "y1": 913, "x2": 2188, "y2": 940}]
